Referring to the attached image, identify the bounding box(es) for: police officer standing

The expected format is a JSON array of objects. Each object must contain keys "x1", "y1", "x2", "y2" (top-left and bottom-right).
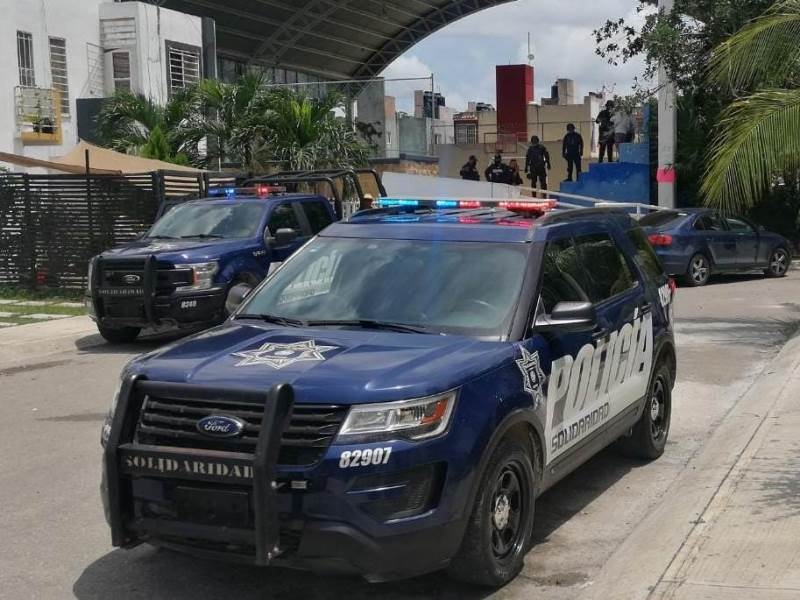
[
  {"x1": 525, "y1": 136, "x2": 551, "y2": 195},
  {"x1": 562, "y1": 124, "x2": 584, "y2": 182},
  {"x1": 460, "y1": 155, "x2": 481, "y2": 181},
  {"x1": 485, "y1": 153, "x2": 514, "y2": 184}
]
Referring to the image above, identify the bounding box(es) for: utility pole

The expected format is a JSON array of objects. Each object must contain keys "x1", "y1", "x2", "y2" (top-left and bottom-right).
[{"x1": 657, "y1": 0, "x2": 677, "y2": 208}]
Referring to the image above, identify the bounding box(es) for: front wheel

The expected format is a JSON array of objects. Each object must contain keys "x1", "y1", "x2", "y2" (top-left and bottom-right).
[
  {"x1": 765, "y1": 247, "x2": 790, "y2": 278},
  {"x1": 447, "y1": 437, "x2": 536, "y2": 587},
  {"x1": 685, "y1": 253, "x2": 711, "y2": 287},
  {"x1": 617, "y1": 361, "x2": 672, "y2": 460},
  {"x1": 97, "y1": 324, "x2": 141, "y2": 343}
]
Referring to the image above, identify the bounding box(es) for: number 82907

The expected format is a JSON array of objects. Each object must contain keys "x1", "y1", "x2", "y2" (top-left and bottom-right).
[{"x1": 339, "y1": 447, "x2": 392, "y2": 469}]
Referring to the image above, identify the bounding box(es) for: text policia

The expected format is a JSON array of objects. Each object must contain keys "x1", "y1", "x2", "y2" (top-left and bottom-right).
[{"x1": 545, "y1": 312, "x2": 653, "y2": 462}]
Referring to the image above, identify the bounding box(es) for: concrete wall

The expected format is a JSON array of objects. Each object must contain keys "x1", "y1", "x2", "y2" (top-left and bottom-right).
[
  {"x1": 356, "y1": 80, "x2": 388, "y2": 157},
  {"x1": 371, "y1": 156, "x2": 439, "y2": 178},
  {"x1": 398, "y1": 116, "x2": 429, "y2": 155},
  {"x1": 0, "y1": 0, "x2": 104, "y2": 159}
]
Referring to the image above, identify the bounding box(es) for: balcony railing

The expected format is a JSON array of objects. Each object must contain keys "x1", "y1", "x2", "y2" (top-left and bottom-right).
[{"x1": 14, "y1": 86, "x2": 63, "y2": 145}]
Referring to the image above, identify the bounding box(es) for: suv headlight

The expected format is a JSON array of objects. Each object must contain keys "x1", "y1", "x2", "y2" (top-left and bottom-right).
[
  {"x1": 176, "y1": 261, "x2": 219, "y2": 291},
  {"x1": 336, "y1": 391, "x2": 457, "y2": 444}
]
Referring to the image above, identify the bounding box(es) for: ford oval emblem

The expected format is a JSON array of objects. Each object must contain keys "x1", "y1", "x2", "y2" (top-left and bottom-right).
[
  {"x1": 123, "y1": 274, "x2": 142, "y2": 284},
  {"x1": 196, "y1": 415, "x2": 246, "y2": 438}
]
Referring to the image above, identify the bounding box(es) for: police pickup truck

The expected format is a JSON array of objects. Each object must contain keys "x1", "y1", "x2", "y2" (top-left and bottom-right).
[
  {"x1": 87, "y1": 185, "x2": 337, "y2": 343},
  {"x1": 101, "y1": 197, "x2": 677, "y2": 586}
]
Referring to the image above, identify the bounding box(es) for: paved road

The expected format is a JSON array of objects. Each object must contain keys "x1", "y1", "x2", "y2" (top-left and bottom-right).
[{"x1": 1, "y1": 271, "x2": 798, "y2": 600}]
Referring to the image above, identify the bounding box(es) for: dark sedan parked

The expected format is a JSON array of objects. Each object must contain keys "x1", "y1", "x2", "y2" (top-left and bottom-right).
[{"x1": 640, "y1": 208, "x2": 792, "y2": 286}]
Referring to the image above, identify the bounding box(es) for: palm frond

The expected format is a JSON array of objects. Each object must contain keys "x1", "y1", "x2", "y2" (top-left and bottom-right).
[
  {"x1": 701, "y1": 88, "x2": 800, "y2": 212},
  {"x1": 708, "y1": 0, "x2": 800, "y2": 89}
]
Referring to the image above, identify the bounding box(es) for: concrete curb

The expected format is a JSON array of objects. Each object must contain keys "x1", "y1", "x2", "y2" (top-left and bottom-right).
[
  {"x1": 0, "y1": 316, "x2": 102, "y2": 367},
  {"x1": 578, "y1": 330, "x2": 800, "y2": 600}
]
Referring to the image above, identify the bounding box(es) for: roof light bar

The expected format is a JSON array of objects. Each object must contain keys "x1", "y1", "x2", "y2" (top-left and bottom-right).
[{"x1": 375, "y1": 197, "x2": 558, "y2": 213}]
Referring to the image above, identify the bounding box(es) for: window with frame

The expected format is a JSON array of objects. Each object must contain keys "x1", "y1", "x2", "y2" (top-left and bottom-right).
[
  {"x1": 539, "y1": 237, "x2": 591, "y2": 314},
  {"x1": 166, "y1": 41, "x2": 201, "y2": 95},
  {"x1": 574, "y1": 233, "x2": 637, "y2": 303},
  {"x1": 725, "y1": 217, "x2": 755, "y2": 234},
  {"x1": 48, "y1": 37, "x2": 69, "y2": 116},
  {"x1": 111, "y1": 51, "x2": 131, "y2": 91},
  {"x1": 301, "y1": 201, "x2": 333, "y2": 234},
  {"x1": 268, "y1": 204, "x2": 301, "y2": 234},
  {"x1": 455, "y1": 123, "x2": 478, "y2": 144},
  {"x1": 627, "y1": 228, "x2": 664, "y2": 280},
  {"x1": 694, "y1": 213, "x2": 725, "y2": 231},
  {"x1": 17, "y1": 31, "x2": 35, "y2": 87}
]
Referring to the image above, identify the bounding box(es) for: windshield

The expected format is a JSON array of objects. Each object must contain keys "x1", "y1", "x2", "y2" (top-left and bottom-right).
[
  {"x1": 239, "y1": 237, "x2": 530, "y2": 339},
  {"x1": 147, "y1": 202, "x2": 266, "y2": 239}
]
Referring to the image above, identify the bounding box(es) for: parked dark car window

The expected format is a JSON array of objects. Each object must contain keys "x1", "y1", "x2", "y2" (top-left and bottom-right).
[
  {"x1": 575, "y1": 233, "x2": 637, "y2": 303},
  {"x1": 627, "y1": 228, "x2": 664, "y2": 280},
  {"x1": 725, "y1": 217, "x2": 755, "y2": 234},
  {"x1": 539, "y1": 238, "x2": 590, "y2": 313},
  {"x1": 302, "y1": 201, "x2": 334, "y2": 234},
  {"x1": 639, "y1": 211, "x2": 686, "y2": 228},
  {"x1": 695, "y1": 213, "x2": 725, "y2": 232},
  {"x1": 268, "y1": 204, "x2": 301, "y2": 234}
]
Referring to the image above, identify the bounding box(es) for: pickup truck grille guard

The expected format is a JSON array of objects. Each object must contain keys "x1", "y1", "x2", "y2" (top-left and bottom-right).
[
  {"x1": 104, "y1": 375, "x2": 295, "y2": 565},
  {"x1": 91, "y1": 255, "x2": 159, "y2": 322}
]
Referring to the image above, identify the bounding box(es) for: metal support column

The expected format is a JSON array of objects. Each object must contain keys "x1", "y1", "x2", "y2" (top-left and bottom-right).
[{"x1": 657, "y1": 0, "x2": 677, "y2": 208}]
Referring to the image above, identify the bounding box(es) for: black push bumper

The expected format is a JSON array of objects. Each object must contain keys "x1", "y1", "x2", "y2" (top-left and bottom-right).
[{"x1": 103, "y1": 377, "x2": 295, "y2": 565}]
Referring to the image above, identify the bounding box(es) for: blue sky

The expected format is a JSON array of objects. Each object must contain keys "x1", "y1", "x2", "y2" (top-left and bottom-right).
[{"x1": 380, "y1": 0, "x2": 651, "y2": 113}]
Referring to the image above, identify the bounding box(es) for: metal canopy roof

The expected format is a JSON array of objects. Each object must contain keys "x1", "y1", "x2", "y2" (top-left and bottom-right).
[{"x1": 154, "y1": 0, "x2": 516, "y2": 80}]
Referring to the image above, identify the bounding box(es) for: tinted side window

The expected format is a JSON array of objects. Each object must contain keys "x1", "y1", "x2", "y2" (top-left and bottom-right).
[
  {"x1": 726, "y1": 217, "x2": 755, "y2": 233},
  {"x1": 574, "y1": 233, "x2": 636, "y2": 302},
  {"x1": 302, "y1": 201, "x2": 333, "y2": 234},
  {"x1": 267, "y1": 204, "x2": 301, "y2": 234},
  {"x1": 694, "y1": 214, "x2": 725, "y2": 231},
  {"x1": 627, "y1": 228, "x2": 664, "y2": 280},
  {"x1": 539, "y1": 238, "x2": 590, "y2": 313}
]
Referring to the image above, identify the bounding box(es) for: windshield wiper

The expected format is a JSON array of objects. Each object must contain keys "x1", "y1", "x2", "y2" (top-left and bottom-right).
[
  {"x1": 305, "y1": 319, "x2": 431, "y2": 334},
  {"x1": 235, "y1": 314, "x2": 308, "y2": 327},
  {"x1": 180, "y1": 234, "x2": 224, "y2": 239},
  {"x1": 145, "y1": 235, "x2": 178, "y2": 240}
]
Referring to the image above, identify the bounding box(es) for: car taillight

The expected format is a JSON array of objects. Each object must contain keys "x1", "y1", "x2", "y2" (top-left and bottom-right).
[{"x1": 648, "y1": 233, "x2": 673, "y2": 246}]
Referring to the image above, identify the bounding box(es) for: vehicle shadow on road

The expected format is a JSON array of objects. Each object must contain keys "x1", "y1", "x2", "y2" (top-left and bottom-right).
[
  {"x1": 73, "y1": 447, "x2": 641, "y2": 600},
  {"x1": 74, "y1": 328, "x2": 198, "y2": 356}
]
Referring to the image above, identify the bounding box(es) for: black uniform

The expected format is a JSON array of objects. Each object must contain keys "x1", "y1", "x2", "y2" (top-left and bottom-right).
[
  {"x1": 485, "y1": 161, "x2": 514, "y2": 184},
  {"x1": 525, "y1": 144, "x2": 551, "y2": 190},
  {"x1": 460, "y1": 162, "x2": 480, "y2": 181},
  {"x1": 596, "y1": 109, "x2": 615, "y2": 163},
  {"x1": 562, "y1": 131, "x2": 584, "y2": 181}
]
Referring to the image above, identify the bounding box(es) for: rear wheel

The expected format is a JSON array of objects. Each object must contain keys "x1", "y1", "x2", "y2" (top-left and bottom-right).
[
  {"x1": 97, "y1": 324, "x2": 141, "y2": 343},
  {"x1": 685, "y1": 253, "x2": 711, "y2": 287},
  {"x1": 617, "y1": 361, "x2": 672, "y2": 460},
  {"x1": 765, "y1": 247, "x2": 790, "y2": 278},
  {"x1": 447, "y1": 437, "x2": 536, "y2": 587}
]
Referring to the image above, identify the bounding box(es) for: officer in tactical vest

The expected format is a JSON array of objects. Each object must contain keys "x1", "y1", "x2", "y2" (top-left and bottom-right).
[{"x1": 525, "y1": 136, "x2": 552, "y2": 194}]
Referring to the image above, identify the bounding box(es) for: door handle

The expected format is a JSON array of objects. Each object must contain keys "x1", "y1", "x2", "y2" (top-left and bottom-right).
[
  {"x1": 639, "y1": 303, "x2": 652, "y2": 316},
  {"x1": 592, "y1": 327, "x2": 610, "y2": 340}
]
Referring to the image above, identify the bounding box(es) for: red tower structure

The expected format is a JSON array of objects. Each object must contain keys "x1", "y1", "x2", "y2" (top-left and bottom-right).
[{"x1": 496, "y1": 64, "x2": 534, "y2": 143}]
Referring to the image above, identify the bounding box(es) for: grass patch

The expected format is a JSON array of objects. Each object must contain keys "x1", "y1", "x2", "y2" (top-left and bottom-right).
[
  {"x1": 0, "y1": 303, "x2": 86, "y2": 317},
  {"x1": 0, "y1": 286, "x2": 84, "y2": 302}
]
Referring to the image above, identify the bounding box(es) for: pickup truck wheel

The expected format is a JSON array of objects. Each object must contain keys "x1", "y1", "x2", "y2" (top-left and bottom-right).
[
  {"x1": 617, "y1": 361, "x2": 672, "y2": 460},
  {"x1": 97, "y1": 325, "x2": 141, "y2": 343},
  {"x1": 447, "y1": 438, "x2": 535, "y2": 587}
]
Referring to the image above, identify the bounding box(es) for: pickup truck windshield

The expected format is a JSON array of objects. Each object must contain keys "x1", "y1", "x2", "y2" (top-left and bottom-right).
[
  {"x1": 239, "y1": 237, "x2": 529, "y2": 338},
  {"x1": 147, "y1": 202, "x2": 266, "y2": 239}
]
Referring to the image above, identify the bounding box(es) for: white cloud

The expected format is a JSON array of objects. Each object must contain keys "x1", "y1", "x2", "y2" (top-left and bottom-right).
[{"x1": 380, "y1": 0, "x2": 653, "y2": 112}]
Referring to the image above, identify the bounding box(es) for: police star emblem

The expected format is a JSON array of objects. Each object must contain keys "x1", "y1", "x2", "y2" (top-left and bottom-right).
[
  {"x1": 516, "y1": 346, "x2": 547, "y2": 409},
  {"x1": 231, "y1": 340, "x2": 338, "y2": 369}
]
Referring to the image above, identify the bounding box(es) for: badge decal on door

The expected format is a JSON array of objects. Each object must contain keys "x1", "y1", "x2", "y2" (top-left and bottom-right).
[{"x1": 516, "y1": 347, "x2": 547, "y2": 410}]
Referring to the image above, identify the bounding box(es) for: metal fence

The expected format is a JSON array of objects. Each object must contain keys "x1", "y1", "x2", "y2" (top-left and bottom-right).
[{"x1": 0, "y1": 170, "x2": 237, "y2": 290}]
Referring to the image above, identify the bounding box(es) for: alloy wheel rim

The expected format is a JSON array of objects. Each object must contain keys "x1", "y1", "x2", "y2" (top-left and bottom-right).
[
  {"x1": 771, "y1": 250, "x2": 788, "y2": 276},
  {"x1": 691, "y1": 257, "x2": 709, "y2": 283},
  {"x1": 650, "y1": 378, "x2": 667, "y2": 441},
  {"x1": 490, "y1": 464, "x2": 525, "y2": 560}
]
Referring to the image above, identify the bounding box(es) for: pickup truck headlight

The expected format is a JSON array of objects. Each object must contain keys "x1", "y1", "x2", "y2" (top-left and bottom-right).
[
  {"x1": 336, "y1": 391, "x2": 457, "y2": 444},
  {"x1": 175, "y1": 261, "x2": 219, "y2": 291},
  {"x1": 86, "y1": 258, "x2": 94, "y2": 293}
]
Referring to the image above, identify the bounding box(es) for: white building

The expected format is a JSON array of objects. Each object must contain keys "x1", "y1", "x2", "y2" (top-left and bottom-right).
[{"x1": 0, "y1": 0, "x2": 203, "y2": 163}]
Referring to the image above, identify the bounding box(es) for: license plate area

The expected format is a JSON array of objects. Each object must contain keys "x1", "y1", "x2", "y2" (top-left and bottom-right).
[{"x1": 174, "y1": 487, "x2": 251, "y2": 528}]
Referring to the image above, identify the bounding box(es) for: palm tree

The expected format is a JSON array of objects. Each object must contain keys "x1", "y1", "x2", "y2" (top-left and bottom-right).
[
  {"x1": 259, "y1": 89, "x2": 368, "y2": 171},
  {"x1": 96, "y1": 88, "x2": 199, "y2": 165},
  {"x1": 701, "y1": 0, "x2": 800, "y2": 212}
]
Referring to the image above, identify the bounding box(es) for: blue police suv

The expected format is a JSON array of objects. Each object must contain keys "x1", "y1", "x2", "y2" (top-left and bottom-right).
[
  {"x1": 87, "y1": 186, "x2": 336, "y2": 342},
  {"x1": 101, "y1": 198, "x2": 676, "y2": 586}
]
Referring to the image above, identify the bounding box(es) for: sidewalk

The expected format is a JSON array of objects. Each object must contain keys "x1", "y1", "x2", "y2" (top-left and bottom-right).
[
  {"x1": 581, "y1": 332, "x2": 800, "y2": 599},
  {"x1": 0, "y1": 315, "x2": 99, "y2": 367}
]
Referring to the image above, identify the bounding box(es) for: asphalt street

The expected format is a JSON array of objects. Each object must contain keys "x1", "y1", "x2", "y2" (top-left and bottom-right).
[{"x1": 1, "y1": 270, "x2": 799, "y2": 600}]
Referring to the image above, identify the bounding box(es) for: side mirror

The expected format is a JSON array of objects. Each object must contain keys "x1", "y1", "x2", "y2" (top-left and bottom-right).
[
  {"x1": 225, "y1": 283, "x2": 253, "y2": 315},
  {"x1": 268, "y1": 228, "x2": 299, "y2": 247},
  {"x1": 534, "y1": 301, "x2": 597, "y2": 333}
]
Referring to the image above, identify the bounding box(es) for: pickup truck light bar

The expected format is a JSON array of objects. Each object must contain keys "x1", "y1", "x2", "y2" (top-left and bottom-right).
[{"x1": 207, "y1": 185, "x2": 288, "y2": 199}]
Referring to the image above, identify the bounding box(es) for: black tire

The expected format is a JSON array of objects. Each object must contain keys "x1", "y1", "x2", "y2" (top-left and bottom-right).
[
  {"x1": 97, "y1": 324, "x2": 141, "y2": 343},
  {"x1": 684, "y1": 253, "x2": 711, "y2": 287},
  {"x1": 447, "y1": 437, "x2": 536, "y2": 587},
  {"x1": 617, "y1": 361, "x2": 672, "y2": 460},
  {"x1": 764, "y1": 247, "x2": 790, "y2": 278}
]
